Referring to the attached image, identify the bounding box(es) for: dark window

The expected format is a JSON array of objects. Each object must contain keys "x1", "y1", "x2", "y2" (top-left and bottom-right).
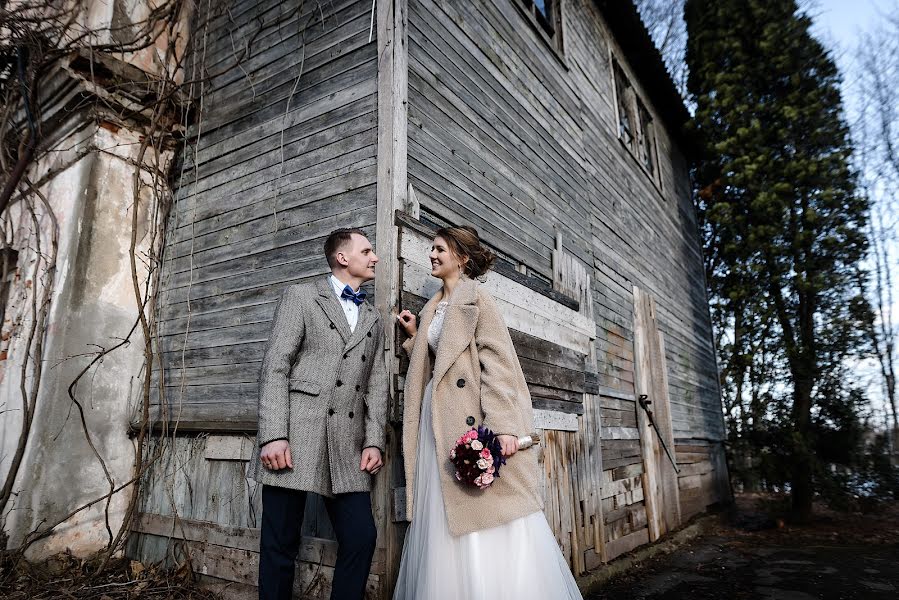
[
  {"x1": 613, "y1": 62, "x2": 636, "y2": 152},
  {"x1": 612, "y1": 58, "x2": 660, "y2": 186},
  {"x1": 533, "y1": 0, "x2": 555, "y2": 33},
  {"x1": 514, "y1": 0, "x2": 564, "y2": 55},
  {"x1": 637, "y1": 99, "x2": 658, "y2": 177}
]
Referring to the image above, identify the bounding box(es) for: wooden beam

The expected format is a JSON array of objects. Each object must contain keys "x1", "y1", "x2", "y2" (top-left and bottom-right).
[
  {"x1": 132, "y1": 512, "x2": 385, "y2": 574},
  {"x1": 376, "y1": 1, "x2": 408, "y2": 597},
  {"x1": 395, "y1": 210, "x2": 580, "y2": 311}
]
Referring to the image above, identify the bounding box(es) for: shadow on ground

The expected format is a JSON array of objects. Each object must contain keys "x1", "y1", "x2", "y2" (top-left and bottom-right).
[{"x1": 585, "y1": 494, "x2": 899, "y2": 600}]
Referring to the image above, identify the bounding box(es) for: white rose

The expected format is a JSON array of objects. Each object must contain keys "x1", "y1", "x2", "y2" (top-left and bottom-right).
[
  {"x1": 470, "y1": 440, "x2": 483, "y2": 451},
  {"x1": 476, "y1": 458, "x2": 489, "y2": 469}
]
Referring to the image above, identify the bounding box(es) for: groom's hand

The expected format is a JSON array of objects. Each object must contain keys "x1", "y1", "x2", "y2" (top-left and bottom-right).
[
  {"x1": 260, "y1": 440, "x2": 293, "y2": 470},
  {"x1": 360, "y1": 447, "x2": 383, "y2": 474}
]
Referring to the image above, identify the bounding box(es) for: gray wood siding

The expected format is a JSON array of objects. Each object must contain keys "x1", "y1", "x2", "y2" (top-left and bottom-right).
[
  {"x1": 153, "y1": 0, "x2": 379, "y2": 428},
  {"x1": 406, "y1": 0, "x2": 723, "y2": 443}
]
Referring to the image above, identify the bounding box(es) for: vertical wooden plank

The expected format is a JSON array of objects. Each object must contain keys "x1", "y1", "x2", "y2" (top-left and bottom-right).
[
  {"x1": 376, "y1": 1, "x2": 408, "y2": 596},
  {"x1": 565, "y1": 432, "x2": 584, "y2": 575},
  {"x1": 633, "y1": 286, "x2": 662, "y2": 541},
  {"x1": 654, "y1": 330, "x2": 682, "y2": 529},
  {"x1": 583, "y1": 393, "x2": 606, "y2": 564}
]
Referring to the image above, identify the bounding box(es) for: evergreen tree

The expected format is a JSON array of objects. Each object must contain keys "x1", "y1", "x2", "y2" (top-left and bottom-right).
[{"x1": 685, "y1": 0, "x2": 870, "y2": 520}]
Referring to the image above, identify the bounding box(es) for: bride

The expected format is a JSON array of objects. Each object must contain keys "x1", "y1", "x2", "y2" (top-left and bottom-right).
[{"x1": 393, "y1": 225, "x2": 583, "y2": 599}]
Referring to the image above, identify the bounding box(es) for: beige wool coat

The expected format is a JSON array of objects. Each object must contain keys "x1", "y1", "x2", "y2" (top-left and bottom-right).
[{"x1": 401, "y1": 277, "x2": 543, "y2": 536}]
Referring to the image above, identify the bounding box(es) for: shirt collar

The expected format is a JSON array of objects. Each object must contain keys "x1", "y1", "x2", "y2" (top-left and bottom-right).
[{"x1": 330, "y1": 273, "x2": 357, "y2": 297}]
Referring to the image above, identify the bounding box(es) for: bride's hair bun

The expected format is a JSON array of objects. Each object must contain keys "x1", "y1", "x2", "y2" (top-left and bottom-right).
[{"x1": 436, "y1": 225, "x2": 496, "y2": 279}]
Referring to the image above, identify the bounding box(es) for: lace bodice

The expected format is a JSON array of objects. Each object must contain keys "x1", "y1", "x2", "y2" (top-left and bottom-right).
[{"x1": 427, "y1": 301, "x2": 449, "y2": 353}]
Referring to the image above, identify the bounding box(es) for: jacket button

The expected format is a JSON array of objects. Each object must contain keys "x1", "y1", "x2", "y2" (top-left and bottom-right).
[
  {"x1": 336, "y1": 380, "x2": 343, "y2": 387},
  {"x1": 456, "y1": 378, "x2": 466, "y2": 388},
  {"x1": 361, "y1": 355, "x2": 366, "y2": 362},
  {"x1": 330, "y1": 322, "x2": 336, "y2": 329},
  {"x1": 328, "y1": 408, "x2": 335, "y2": 416},
  {"x1": 349, "y1": 411, "x2": 354, "y2": 419},
  {"x1": 466, "y1": 416, "x2": 476, "y2": 426},
  {"x1": 356, "y1": 384, "x2": 361, "y2": 391},
  {"x1": 367, "y1": 331, "x2": 372, "y2": 337}
]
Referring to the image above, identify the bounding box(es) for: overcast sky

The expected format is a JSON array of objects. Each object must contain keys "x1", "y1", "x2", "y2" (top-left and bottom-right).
[
  {"x1": 812, "y1": 0, "x2": 890, "y2": 49},
  {"x1": 813, "y1": 0, "x2": 897, "y2": 426}
]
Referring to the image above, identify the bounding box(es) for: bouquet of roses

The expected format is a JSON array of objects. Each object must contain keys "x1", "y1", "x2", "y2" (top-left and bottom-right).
[{"x1": 449, "y1": 425, "x2": 539, "y2": 490}]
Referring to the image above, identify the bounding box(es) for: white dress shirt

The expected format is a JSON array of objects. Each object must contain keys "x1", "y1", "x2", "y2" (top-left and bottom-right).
[{"x1": 330, "y1": 274, "x2": 360, "y2": 332}]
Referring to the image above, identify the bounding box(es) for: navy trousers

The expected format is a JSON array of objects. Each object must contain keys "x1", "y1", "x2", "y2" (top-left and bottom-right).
[{"x1": 259, "y1": 485, "x2": 377, "y2": 600}]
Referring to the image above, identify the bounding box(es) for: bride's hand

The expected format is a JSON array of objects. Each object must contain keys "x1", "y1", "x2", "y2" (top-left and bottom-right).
[
  {"x1": 497, "y1": 435, "x2": 518, "y2": 458},
  {"x1": 396, "y1": 310, "x2": 418, "y2": 336}
]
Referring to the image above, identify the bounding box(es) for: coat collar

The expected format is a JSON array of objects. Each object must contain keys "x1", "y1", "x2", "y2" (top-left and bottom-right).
[
  {"x1": 315, "y1": 275, "x2": 356, "y2": 343},
  {"x1": 429, "y1": 277, "x2": 480, "y2": 387},
  {"x1": 428, "y1": 275, "x2": 479, "y2": 307}
]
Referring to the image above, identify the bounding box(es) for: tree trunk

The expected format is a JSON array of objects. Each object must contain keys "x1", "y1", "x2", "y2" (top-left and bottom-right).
[{"x1": 790, "y1": 368, "x2": 815, "y2": 522}]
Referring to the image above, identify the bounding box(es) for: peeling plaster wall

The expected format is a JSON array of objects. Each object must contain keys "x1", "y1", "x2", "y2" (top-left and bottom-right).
[
  {"x1": 83, "y1": 0, "x2": 193, "y2": 83},
  {"x1": 0, "y1": 119, "x2": 169, "y2": 556}
]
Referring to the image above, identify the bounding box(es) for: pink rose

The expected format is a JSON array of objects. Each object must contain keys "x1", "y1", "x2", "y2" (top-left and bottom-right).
[
  {"x1": 482, "y1": 473, "x2": 494, "y2": 485},
  {"x1": 487, "y1": 466, "x2": 495, "y2": 474},
  {"x1": 473, "y1": 475, "x2": 483, "y2": 486},
  {"x1": 480, "y1": 448, "x2": 491, "y2": 459}
]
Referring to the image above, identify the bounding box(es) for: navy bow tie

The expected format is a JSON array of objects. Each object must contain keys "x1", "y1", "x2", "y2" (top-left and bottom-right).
[{"x1": 341, "y1": 285, "x2": 367, "y2": 306}]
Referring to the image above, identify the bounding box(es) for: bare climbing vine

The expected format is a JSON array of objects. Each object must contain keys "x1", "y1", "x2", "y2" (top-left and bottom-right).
[
  {"x1": 0, "y1": 0, "x2": 327, "y2": 595},
  {"x1": 0, "y1": 0, "x2": 222, "y2": 577}
]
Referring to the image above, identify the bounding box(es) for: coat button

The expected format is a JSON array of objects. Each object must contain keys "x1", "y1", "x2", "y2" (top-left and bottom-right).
[
  {"x1": 330, "y1": 322, "x2": 336, "y2": 329},
  {"x1": 456, "y1": 378, "x2": 466, "y2": 388},
  {"x1": 349, "y1": 411, "x2": 354, "y2": 419},
  {"x1": 328, "y1": 408, "x2": 335, "y2": 416},
  {"x1": 367, "y1": 331, "x2": 372, "y2": 337},
  {"x1": 336, "y1": 380, "x2": 343, "y2": 387},
  {"x1": 361, "y1": 355, "x2": 366, "y2": 362},
  {"x1": 466, "y1": 416, "x2": 476, "y2": 426}
]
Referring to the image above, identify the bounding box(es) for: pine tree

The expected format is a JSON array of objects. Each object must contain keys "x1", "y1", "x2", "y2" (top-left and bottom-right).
[{"x1": 685, "y1": 0, "x2": 870, "y2": 520}]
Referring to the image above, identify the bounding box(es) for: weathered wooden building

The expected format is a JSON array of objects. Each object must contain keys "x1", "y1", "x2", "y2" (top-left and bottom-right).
[{"x1": 129, "y1": 0, "x2": 730, "y2": 596}]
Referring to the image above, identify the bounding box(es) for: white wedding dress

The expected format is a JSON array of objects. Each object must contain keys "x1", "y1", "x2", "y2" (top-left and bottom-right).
[{"x1": 392, "y1": 301, "x2": 583, "y2": 600}]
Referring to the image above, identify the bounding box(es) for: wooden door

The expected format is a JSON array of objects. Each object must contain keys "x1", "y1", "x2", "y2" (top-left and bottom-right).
[{"x1": 632, "y1": 287, "x2": 681, "y2": 540}]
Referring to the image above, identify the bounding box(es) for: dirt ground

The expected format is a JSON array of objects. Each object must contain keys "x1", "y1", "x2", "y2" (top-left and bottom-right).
[
  {"x1": 1, "y1": 494, "x2": 896, "y2": 598},
  {"x1": 585, "y1": 494, "x2": 899, "y2": 600}
]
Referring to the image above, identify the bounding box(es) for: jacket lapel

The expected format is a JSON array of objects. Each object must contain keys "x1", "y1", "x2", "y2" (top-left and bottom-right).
[
  {"x1": 315, "y1": 276, "x2": 351, "y2": 343},
  {"x1": 345, "y1": 301, "x2": 378, "y2": 351},
  {"x1": 431, "y1": 278, "x2": 479, "y2": 388}
]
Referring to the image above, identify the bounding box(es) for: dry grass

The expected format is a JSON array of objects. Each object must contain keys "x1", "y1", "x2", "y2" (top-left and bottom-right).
[{"x1": 0, "y1": 550, "x2": 222, "y2": 599}]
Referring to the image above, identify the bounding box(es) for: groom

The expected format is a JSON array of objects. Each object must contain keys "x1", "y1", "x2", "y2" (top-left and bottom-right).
[{"x1": 251, "y1": 228, "x2": 388, "y2": 600}]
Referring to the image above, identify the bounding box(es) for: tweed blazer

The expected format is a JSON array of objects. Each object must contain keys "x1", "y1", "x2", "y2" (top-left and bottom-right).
[
  {"x1": 248, "y1": 276, "x2": 388, "y2": 496},
  {"x1": 401, "y1": 277, "x2": 543, "y2": 536}
]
